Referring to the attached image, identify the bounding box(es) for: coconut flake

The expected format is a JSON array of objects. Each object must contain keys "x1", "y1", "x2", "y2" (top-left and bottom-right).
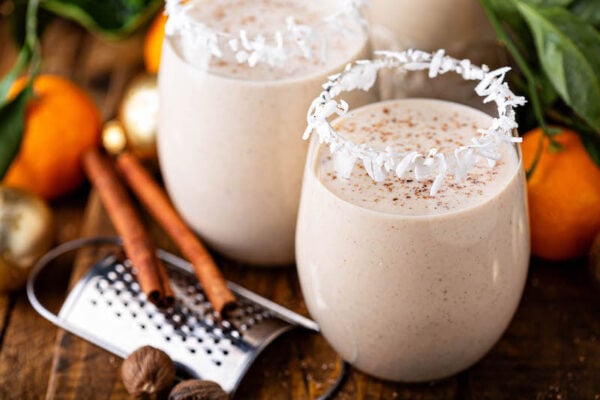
[
  {"x1": 164, "y1": 0, "x2": 368, "y2": 70},
  {"x1": 303, "y1": 49, "x2": 527, "y2": 196}
]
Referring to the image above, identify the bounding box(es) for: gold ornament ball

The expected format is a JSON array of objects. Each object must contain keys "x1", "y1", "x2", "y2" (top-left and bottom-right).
[
  {"x1": 102, "y1": 120, "x2": 128, "y2": 156},
  {"x1": 120, "y1": 74, "x2": 159, "y2": 161},
  {"x1": 0, "y1": 186, "x2": 53, "y2": 293}
]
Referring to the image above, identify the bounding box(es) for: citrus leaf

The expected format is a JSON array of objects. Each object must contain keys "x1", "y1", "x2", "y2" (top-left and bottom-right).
[
  {"x1": 570, "y1": 0, "x2": 600, "y2": 28},
  {"x1": 580, "y1": 131, "x2": 600, "y2": 166},
  {"x1": 41, "y1": 0, "x2": 162, "y2": 39},
  {"x1": 0, "y1": 84, "x2": 33, "y2": 179},
  {"x1": 0, "y1": 45, "x2": 31, "y2": 107},
  {"x1": 516, "y1": 2, "x2": 600, "y2": 134}
]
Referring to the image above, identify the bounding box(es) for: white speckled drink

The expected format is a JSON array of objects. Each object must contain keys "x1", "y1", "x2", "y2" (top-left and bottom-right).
[
  {"x1": 296, "y1": 98, "x2": 529, "y2": 381},
  {"x1": 158, "y1": 0, "x2": 374, "y2": 266}
]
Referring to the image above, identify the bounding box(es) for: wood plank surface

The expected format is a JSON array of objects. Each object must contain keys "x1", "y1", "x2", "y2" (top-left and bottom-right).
[
  {"x1": 1, "y1": 11, "x2": 600, "y2": 400},
  {"x1": 0, "y1": 191, "x2": 89, "y2": 400}
]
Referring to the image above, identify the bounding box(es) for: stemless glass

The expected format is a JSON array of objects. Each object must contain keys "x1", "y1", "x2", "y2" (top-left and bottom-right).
[
  {"x1": 368, "y1": 0, "x2": 503, "y2": 109},
  {"x1": 158, "y1": 0, "x2": 375, "y2": 266},
  {"x1": 296, "y1": 51, "x2": 530, "y2": 381}
]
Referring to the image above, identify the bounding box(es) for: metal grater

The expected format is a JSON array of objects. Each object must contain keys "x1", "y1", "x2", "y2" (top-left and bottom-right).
[{"x1": 27, "y1": 238, "x2": 328, "y2": 396}]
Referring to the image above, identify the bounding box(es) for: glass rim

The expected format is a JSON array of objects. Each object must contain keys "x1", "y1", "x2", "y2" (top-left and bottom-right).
[
  {"x1": 164, "y1": 0, "x2": 369, "y2": 70},
  {"x1": 303, "y1": 49, "x2": 528, "y2": 196}
]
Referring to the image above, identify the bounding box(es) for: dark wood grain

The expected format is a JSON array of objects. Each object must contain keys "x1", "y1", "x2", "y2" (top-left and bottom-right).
[
  {"x1": 45, "y1": 193, "x2": 130, "y2": 400},
  {"x1": 1, "y1": 12, "x2": 600, "y2": 400},
  {"x1": 0, "y1": 193, "x2": 89, "y2": 400}
]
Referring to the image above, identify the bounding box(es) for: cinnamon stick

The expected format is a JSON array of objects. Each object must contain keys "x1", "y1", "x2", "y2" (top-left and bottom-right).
[
  {"x1": 115, "y1": 152, "x2": 236, "y2": 317},
  {"x1": 82, "y1": 149, "x2": 174, "y2": 307}
]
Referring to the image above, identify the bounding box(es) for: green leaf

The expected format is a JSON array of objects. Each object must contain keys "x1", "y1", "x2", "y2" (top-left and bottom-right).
[
  {"x1": 580, "y1": 130, "x2": 600, "y2": 166},
  {"x1": 9, "y1": 0, "x2": 54, "y2": 47},
  {"x1": 570, "y1": 0, "x2": 600, "y2": 28},
  {"x1": 0, "y1": 84, "x2": 33, "y2": 179},
  {"x1": 0, "y1": 45, "x2": 31, "y2": 107},
  {"x1": 516, "y1": 2, "x2": 600, "y2": 133},
  {"x1": 40, "y1": 0, "x2": 163, "y2": 39},
  {"x1": 537, "y1": 70, "x2": 560, "y2": 106}
]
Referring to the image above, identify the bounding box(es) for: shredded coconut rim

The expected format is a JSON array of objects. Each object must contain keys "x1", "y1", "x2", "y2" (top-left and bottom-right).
[
  {"x1": 303, "y1": 49, "x2": 527, "y2": 196},
  {"x1": 164, "y1": 0, "x2": 369, "y2": 70}
]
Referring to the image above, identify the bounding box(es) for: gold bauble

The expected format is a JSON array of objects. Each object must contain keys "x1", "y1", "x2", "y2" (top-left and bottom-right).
[
  {"x1": 119, "y1": 74, "x2": 159, "y2": 161},
  {"x1": 102, "y1": 119, "x2": 128, "y2": 155},
  {"x1": 0, "y1": 186, "x2": 53, "y2": 293}
]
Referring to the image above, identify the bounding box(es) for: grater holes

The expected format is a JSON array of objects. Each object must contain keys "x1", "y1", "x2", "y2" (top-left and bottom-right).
[
  {"x1": 130, "y1": 311, "x2": 138, "y2": 318},
  {"x1": 139, "y1": 323, "x2": 146, "y2": 330},
  {"x1": 115, "y1": 312, "x2": 122, "y2": 318},
  {"x1": 130, "y1": 282, "x2": 140, "y2": 292},
  {"x1": 205, "y1": 348, "x2": 212, "y2": 355},
  {"x1": 115, "y1": 264, "x2": 125, "y2": 273},
  {"x1": 188, "y1": 348, "x2": 196, "y2": 354},
  {"x1": 165, "y1": 335, "x2": 171, "y2": 342},
  {"x1": 123, "y1": 273, "x2": 133, "y2": 282},
  {"x1": 222, "y1": 349, "x2": 229, "y2": 356},
  {"x1": 107, "y1": 271, "x2": 118, "y2": 280},
  {"x1": 97, "y1": 279, "x2": 110, "y2": 290},
  {"x1": 90, "y1": 299, "x2": 97, "y2": 306},
  {"x1": 196, "y1": 337, "x2": 203, "y2": 344},
  {"x1": 221, "y1": 320, "x2": 232, "y2": 329},
  {"x1": 214, "y1": 360, "x2": 222, "y2": 367}
]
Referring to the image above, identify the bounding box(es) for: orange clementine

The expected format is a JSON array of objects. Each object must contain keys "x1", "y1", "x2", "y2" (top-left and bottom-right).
[
  {"x1": 144, "y1": 11, "x2": 167, "y2": 74},
  {"x1": 522, "y1": 127, "x2": 600, "y2": 261},
  {"x1": 3, "y1": 75, "x2": 101, "y2": 200}
]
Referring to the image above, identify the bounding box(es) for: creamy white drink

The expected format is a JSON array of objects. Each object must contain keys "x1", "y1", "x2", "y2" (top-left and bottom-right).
[
  {"x1": 158, "y1": 0, "x2": 374, "y2": 265},
  {"x1": 296, "y1": 98, "x2": 530, "y2": 381}
]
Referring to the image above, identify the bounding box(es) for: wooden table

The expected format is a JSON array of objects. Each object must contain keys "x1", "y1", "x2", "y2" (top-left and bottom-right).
[{"x1": 1, "y1": 18, "x2": 600, "y2": 400}]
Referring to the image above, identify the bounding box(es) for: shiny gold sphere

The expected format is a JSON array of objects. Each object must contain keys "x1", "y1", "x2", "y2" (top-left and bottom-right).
[
  {"x1": 102, "y1": 120, "x2": 128, "y2": 155},
  {"x1": 119, "y1": 74, "x2": 159, "y2": 160},
  {"x1": 0, "y1": 186, "x2": 53, "y2": 293}
]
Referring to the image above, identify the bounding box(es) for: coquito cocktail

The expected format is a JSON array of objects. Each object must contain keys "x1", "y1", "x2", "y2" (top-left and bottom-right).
[
  {"x1": 296, "y1": 52, "x2": 530, "y2": 381},
  {"x1": 158, "y1": 0, "x2": 374, "y2": 265}
]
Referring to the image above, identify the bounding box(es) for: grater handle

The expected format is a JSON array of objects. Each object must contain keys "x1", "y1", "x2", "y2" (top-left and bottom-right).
[{"x1": 27, "y1": 236, "x2": 123, "y2": 327}]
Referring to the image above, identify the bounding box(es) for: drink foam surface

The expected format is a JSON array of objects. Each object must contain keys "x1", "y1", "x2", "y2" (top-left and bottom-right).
[
  {"x1": 316, "y1": 99, "x2": 520, "y2": 216},
  {"x1": 174, "y1": 0, "x2": 365, "y2": 80}
]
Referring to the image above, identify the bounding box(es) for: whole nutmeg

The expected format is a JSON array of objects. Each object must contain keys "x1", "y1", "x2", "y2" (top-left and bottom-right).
[
  {"x1": 121, "y1": 346, "x2": 176, "y2": 399},
  {"x1": 169, "y1": 380, "x2": 228, "y2": 400}
]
